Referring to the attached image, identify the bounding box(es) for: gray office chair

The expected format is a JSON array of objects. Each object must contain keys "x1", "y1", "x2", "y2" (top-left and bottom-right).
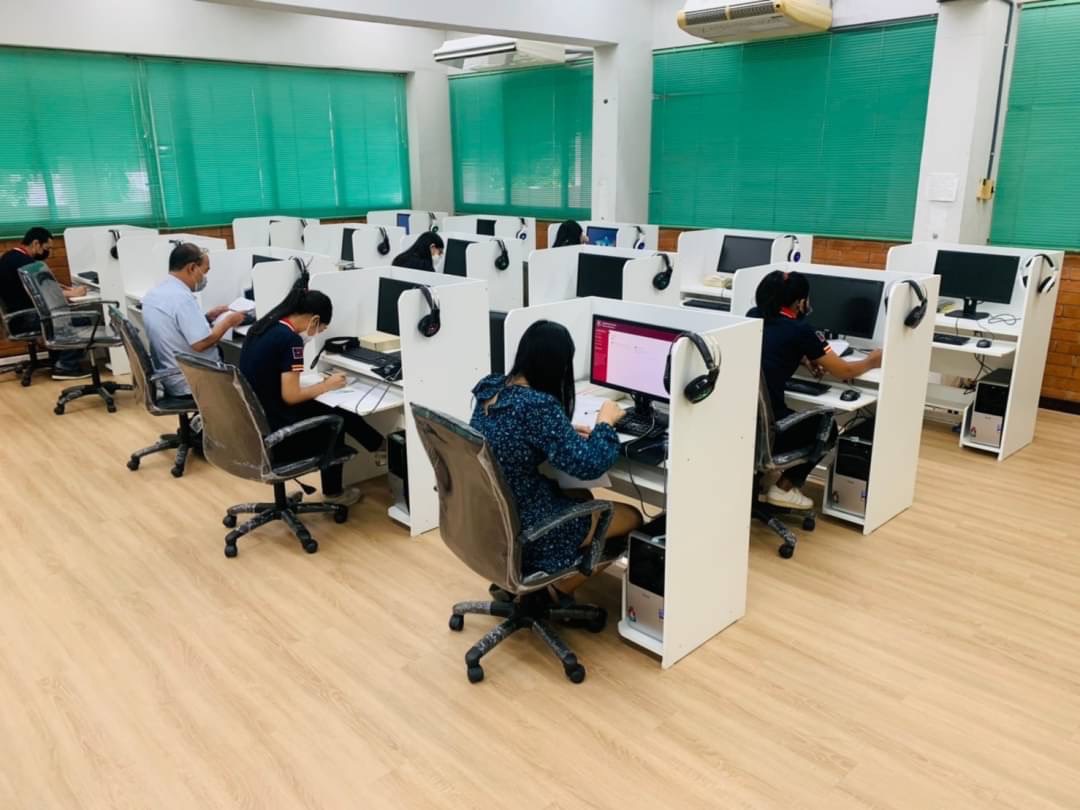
[
  {"x1": 176, "y1": 353, "x2": 355, "y2": 557},
  {"x1": 17, "y1": 262, "x2": 132, "y2": 414},
  {"x1": 109, "y1": 307, "x2": 197, "y2": 478},
  {"x1": 412, "y1": 403, "x2": 625, "y2": 685},
  {"x1": 0, "y1": 294, "x2": 49, "y2": 386},
  {"x1": 753, "y1": 378, "x2": 837, "y2": 559}
]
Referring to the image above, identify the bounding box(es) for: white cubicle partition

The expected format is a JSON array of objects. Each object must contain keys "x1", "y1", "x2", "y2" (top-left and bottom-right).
[
  {"x1": 886, "y1": 242, "x2": 1063, "y2": 461},
  {"x1": 232, "y1": 216, "x2": 314, "y2": 251},
  {"x1": 527, "y1": 245, "x2": 681, "y2": 307},
  {"x1": 545, "y1": 220, "x2": 658, "y2": 251},
  {"x1": 367, "y1": 209, "x2": 448, "y2": 237},
  {"x1": 118, "y1": 233, "x2": 228, "y2": 305},
  {"x1": 442, "y1": 215, "x2": 536, "y2": 253},
  {"x1": 680, "y1": 228, "x2": 813, "y2": 305},
  {"x1": 465, "y1": 239, "x2": 527, "y2": 311},
  {"x1": 301, "y1": 222, "x2": 365, "y2": 260},
  {"x1": 733, "y1": 262, "x2": 939, "y2": 535},
  {"x1": 350, "y1": 225, "x2": 407, "y2": 270},
  {"x1": 309, "y1": 269, "x2": 490, "y2": 535},
  {"x1": 505, "y1": 298, "x2": 760, "y2": 668}
]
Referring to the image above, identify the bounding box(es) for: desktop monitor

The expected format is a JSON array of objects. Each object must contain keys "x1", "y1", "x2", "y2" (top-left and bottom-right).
[
  {"x1": 489, "y1": 310, "x2": 507, "y2": 375},
  {"x1": 576, "y1": 253, "x2": 629, "y2": 300},
  {"x1": 934, "y1": 249, "x2": 1019, "y2": 320},
  {"x1": 586, "y1": 225, "x2": 618, "y2": 247},
  {"x1": 341, "y1": 228, "x2": 356, "y2": 262},
  {"x1": 443, "y1": 238, "x2": 473, "y2": 277},
  {"x1": 476, "y1": 218, "x2": 496, "y2": 236},
  {"x1": 805, "y1": 275, "x2": 884, "y2": 340},
  {"x1": 376, "y1": 277, "x2": 423, "y2": 336},
  {"x1": 716, "y1": 235, "x2": 774, "y2": 273},
  {"x1": 396, "y1": 213, "x2": 411, "y2": 234},
  {"x1": 590, "y1": 315, "x2": 682, "y2": 408}
]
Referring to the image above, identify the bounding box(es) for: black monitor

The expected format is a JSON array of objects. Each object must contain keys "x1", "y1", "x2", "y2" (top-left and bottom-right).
[
  {"x1": 805, "y1": 275, "x2": 884, "y2": 340},
  {"x1": 377, "y1": 277, "x2": 423, "y2": 336},
  {"x1": 341, "y1": 228, "x2": 356, "y2": 262},
  {"x1": 443, "y1": 238, "x2": 473, "y2": 277},
  {"x1": 934, "y1": 250, "x2": 1019, "y2": 320},
  {"x1": 489, "y1": 310, "x2": 507, "y2": 375},
  {"x1": 476, "y1": 218, "x2": 496, "y2": 236},
  {"x1": 717, "y1": 235, "x2": 774, "y2": 273},
  {"x1": 396, "y1": 212, "x2": 410, "y2": 234},
  {"x1": 576, "y1": 253, "x2": 629, "y2": 300}
]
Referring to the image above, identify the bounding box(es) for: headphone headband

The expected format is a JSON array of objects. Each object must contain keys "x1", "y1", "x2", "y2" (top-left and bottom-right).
[
  {"x1": 417, "y1": 285, "x2": 441, "y2": 337},
  {"x1": 1022, "y1": 252, "x2": 1057, "y2": 294},
  {"x1": 652, "y1": 253, "x2": 673, "y2": 291},
  {"x1": 663, "y1": 331, "x2": 719, "y2": 403},
  {"x1": 884, "y1": 278, "x2": 928, "y2": 328}
]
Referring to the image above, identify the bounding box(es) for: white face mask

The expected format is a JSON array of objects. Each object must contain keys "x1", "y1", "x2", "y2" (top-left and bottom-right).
[{"x1": 302, "y1": 320, "x2": 319, "y2": 344}]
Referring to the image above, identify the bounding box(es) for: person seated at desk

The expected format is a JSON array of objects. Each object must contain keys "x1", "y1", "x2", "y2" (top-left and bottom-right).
[
  {"x1": 552, "y1": 220, "x2": 588, "y2": 248},
  {"x1": 749, "y1": 270, "x2": 882, "y2": 511},
  {"x1": 0, "y1": 226, "x2": 92, "y2": 380},
  {"x1": 391, "y1": 232, "x2": 444, "y2": 272},
  {"x1": 471, "y1": 320, "x2": 643, "y2": 603},
  {"x1": 239, "y1": 286, "x2": 384, "y2": 507},
  {"x1": 142, "y1": 243, "x2": 246, "y2": 397}
]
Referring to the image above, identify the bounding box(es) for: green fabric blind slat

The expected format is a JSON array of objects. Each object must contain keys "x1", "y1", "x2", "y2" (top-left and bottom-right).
[
  {"x1": 449, "y1": 64, "x2": 592, "y2": 219},
  {"x1": 649, "y1": 20, "x2": 936, "y2": 240}
]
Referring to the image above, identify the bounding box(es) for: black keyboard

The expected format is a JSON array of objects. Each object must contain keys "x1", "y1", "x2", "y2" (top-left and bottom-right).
[
  {"x1": 933, "y1": 332, "x2": 970, "y2": 346},
  {"x1": 343, "y1": 346, "x2": 401, "y2": 366},
  {"x1": 615, "y1": 411, "x2": 668, "y2": 439},
  {"x1": 684, "y1": 298, "x2": 730, "y2": 312},
  {"x1": 785, "y1": 379, "x2": 831, "y2": 396}
]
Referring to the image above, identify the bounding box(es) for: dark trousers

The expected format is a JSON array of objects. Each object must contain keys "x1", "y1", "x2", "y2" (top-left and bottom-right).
[
  {"x1": 773, "y1": 418, "x2": 838, "y2": 488},
  {"x1": 9, "y1": 311, "x2": 83, "y2": 370},
  {"x1": 272, "y1": 401, "x2": 383, "y2": 495}
]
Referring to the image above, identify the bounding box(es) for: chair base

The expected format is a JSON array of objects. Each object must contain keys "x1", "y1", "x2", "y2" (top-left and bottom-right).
[
  {"x1": 752, "y1": 499, "x2": 816, "y2": 559},
  {"x1": 53, "y1": 364, "x2": 133, "y2": 415},
  {"x1": 127, "y1": 414, "x2": 196, "y2": 478},
  {"x1": 449, "y1": 591, "x2": 608, "y2": 684},
  {"x1": 1, "y1": 344, "x2": 49, "y2": 387},
  {"x1": 220, "y1": 482, "x2": 349, "y2": 557}
]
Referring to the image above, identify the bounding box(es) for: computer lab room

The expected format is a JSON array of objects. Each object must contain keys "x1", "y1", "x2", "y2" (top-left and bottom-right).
[{"x1": 1, "y1": 0, "x2": 1079, "y2": 807}]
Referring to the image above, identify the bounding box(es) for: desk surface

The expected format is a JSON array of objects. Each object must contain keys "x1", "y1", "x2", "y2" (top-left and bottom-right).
[
  {"x1": 310, "y1": 360, "x2": 405, "y2": 416},
  {"x1": 935, "y1": 308, "x2": 1022, "y2": 339},
  {"x1": 786, "y1": 378, "x2": 877, "y2": 413},
  {"x1": 932, "y1": 338, "x2": 1015, "y2": 359}
]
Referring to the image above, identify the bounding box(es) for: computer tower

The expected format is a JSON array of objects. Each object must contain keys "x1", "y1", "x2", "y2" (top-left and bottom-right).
[
  {"x1": 387, "y1": 430, "x2": 409, "y2": 511},
  {"x1": 624, "y1": 516, "x2": 667, "y2": 643},
  {"x1": 968, "y1": 368, "x2": 1011, "y2": 449},
  {"x1": 830, "y1": 419, "x2": 874, "y2": 519}
]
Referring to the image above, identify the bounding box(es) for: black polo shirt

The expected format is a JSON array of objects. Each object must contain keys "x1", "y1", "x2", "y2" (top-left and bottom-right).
[
  {"x1": 239, "y1": 320, "x2": 306, "y2": 430},
  {"x1": 0, "y1": 247, "x2": 36, "y2": 313},
  {"x1": 748, "y1": 306, "x2": 831, "y2": 419}
]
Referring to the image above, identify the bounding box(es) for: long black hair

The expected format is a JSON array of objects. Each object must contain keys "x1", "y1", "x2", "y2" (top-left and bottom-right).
[
  {"x1": 392, "y1": 232, "x2": 445, "y2": 271},
  {"x1": 754, "y1": 270, "x2": 811, "y2": 319},
  {"x1": 248, "y1": 270, "x2": 333, "y2": 338},
  {"x1": 509, "y1": 320, "x2": 576, "y2": 418},
  {"x1": 552, "y1": 220, "x2": 584, "y2": 248}
]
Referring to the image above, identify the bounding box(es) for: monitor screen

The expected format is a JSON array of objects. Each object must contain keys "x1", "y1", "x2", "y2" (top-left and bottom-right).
[
  {"x1": 377, "y1": 277, "x2": 423, "y2": 336},
  {"x1": 805, "y1": 275, "x2": 885, "y2": 340},
  {"x1": 396, "y1": 213, "x2": 411, "y2": 234},
  {"x1": 576, "y1": 253, "x2": 628, "y2": 300},
  {"x1": 443, "y1": 238, "x2": 473, "y2": 277},
  {"x1": 717, "y1": 235, "x2": 774, "y2": 273},
  {"x1": 341, "y1": 228, "x2": 356, "y2": 262},
  {"x1": 933, "y1": 250, "x2": 1018, "y2": 305},
  {"x1": 476, "y1": 218, "x2": 496, "y2": 236},
  {"x1": 489, "y1": 310, "x2": 507, "y2": 375},
  {"x1": 586, "y1": 226, "x2": 619, "y2": 247},
  {"x1": 590, "y1": 315, "x2": 682, "y2": 403}
]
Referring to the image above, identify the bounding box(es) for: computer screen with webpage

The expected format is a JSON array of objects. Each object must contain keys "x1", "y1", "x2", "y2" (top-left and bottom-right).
[
  {"x1": 586, "y1": 226, "x2": 618, "y2": 247},
  {"x1": 590, "y1": 315, "x2": 681, "y2": 403},
  {"x1": 396, "y1": 213, "x2": 410, "y2": 234}
]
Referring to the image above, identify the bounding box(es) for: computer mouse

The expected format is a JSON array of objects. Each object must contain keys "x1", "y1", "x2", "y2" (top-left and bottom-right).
[
  {"x1": 840, "y1": 389, "x2": 861, "y2": 402},
  {"x1": 976, "y1": 339, "x2": 992, "y2": 348}
]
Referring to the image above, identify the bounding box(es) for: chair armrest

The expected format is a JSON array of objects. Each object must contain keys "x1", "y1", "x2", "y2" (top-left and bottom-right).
[
  {"x1": 149, "y1": 368, "x2": 186, "y2": 384},
  {"x1": 775, "y1": 406, "x2": 837, "y2": 461},
  {"x1": 3, "y1": 307, "x2": 38, "y2": 321},
  {"x1": 520, "y1": 499, "x2": 615, "y2": 577},
  {"x1": 264, "y1": 414, "x2": 344, "y2": 451},
  {"x1": 69, "y1": 298, "x2": 120, "y2": 310}
]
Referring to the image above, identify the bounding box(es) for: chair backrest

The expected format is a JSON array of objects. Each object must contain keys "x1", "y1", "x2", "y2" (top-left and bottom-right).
[
  {"x1": 176, "y1": 354, "x2": 273, "y2": 482},
  {"x1": 17, "y1": 262, "x2": 68, "y2": 341},
  {"x1": 109, "y1": 307, "x2": 159, "y2": 412},
  {"x1": 411, "y1": 404, "x2": 525, "y2": 591},
  {"x1": 754, "y1": 374, "x2": 778, "y2": 471}
]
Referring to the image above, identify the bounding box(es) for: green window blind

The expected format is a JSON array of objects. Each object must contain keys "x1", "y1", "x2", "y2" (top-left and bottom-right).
[
  {"x1": 143, "y1": 59, "x2": 410, "y2": 227},
  {"x1": 991, "y1": 0, "x2": 1080, "y2": 250},
  {"x1": 450, "y1": 64, "x2": 593, "y2": 219},
  {"x1": 650, "y1": 20, "x2": 936, "y2": 239},
  {"x1": 0, "y1": 48, "x2": 155, "y2": 234}
]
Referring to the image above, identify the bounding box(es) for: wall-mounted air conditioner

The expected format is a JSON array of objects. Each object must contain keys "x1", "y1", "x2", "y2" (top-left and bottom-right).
[
  {"x1": 433, "y1": 35, "x2": 590, "y2": 72},
  {"x1": 678, "y1": 0, "x2": 832, "y2": 44}
]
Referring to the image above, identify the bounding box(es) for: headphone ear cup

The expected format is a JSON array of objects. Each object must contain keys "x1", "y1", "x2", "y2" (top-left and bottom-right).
[
  {"x1": 494, "y1": 241, "x2": 510, "y2": 271},
  {"x1": 663, "y1": 352, "x2": 672, "y2": 394}
]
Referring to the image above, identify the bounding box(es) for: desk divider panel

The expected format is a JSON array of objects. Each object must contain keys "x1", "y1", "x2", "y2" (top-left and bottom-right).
[
  {"x1": 678, "y1": 228, "x2": 813, "y2": 291},
  {"x1": 350, "y1": 226, "x2": 406, "y2": 270},
  {"x1": 302, "y1": 223, "x2": 364, "y2": 260},
  {"x1": 546, "y1": 221, "x2": 659, "y2": 251},
  {"x1": 251, "y1": 260, "x2": 301, "y2": 318},
  {"x1": 465, "y1": 240, "x2": 526, "y2": 311},
  {"x1": 368, "y1": 210, "x2": 449, "y2": 236},
  {"x1": 202, "y1": 249, "x2": 256, "y2": 314},
  {"x1": 443, "y1": 215, "x2": 537, "y2": 254},
  {"x1": 527, "y1": 245, "x2": 648, "y2": 307},
  {"x1": 622, "y1": 252, "x2": 682, "y2": 307}
]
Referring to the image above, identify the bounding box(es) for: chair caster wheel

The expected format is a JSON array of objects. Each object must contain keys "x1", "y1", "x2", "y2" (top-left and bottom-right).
[
  {"x1": 564, "y1": 663, "x2": 586, "y2": 684},
  {"x1": 333, "y1": 507, "x2": 348, "y2": 524},
  {"x1": 54, "y1": 405, "x2": 64, "y2": 415},
  {"x1": 467, "y1": 665, "x2": 484, "y2": 684},
  {"x1": 779, "y1": 543, "x2": 795, "y2": 559},
  {"x1": 223, "y1": 515, "x2": 237, "y2": 528},
  {"x1": 302, "y1": 539, "x2": 318, "y2": 554},
  {"x1": 170, "y1": 466, "x2": 184, "y2": 478},
  {"x1": 21, "y1": 378, "x2": 31, "y2": 388},
  {"x1": 449, "y1": 614, "x2": 464, "y2": 631},
  {"x1": 107, "y1": 404, "x2": 117, "y2": 414},
  {"x1": 802, "y1": 517, "x2": 816, "y2": 531},
  {"x1": 127, "y1": 458, "x2": 140, "y2": 471},
  {"x1": 224, "y1": 544, "x2": 238, "y2": 558},
  {"x1": 586, "y1": 608, "x2": 608, "y2": 634}
]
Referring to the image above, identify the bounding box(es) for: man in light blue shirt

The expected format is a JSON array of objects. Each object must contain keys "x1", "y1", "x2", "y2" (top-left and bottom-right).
[{"x1": 142, "y1": 243, "x2": 245, "y2": 396}]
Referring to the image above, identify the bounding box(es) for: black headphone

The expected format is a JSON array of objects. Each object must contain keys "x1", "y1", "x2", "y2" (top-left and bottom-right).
[
  {"x1": 267, "y1": 218, "x2": 280, "y2": 247},
  {"x1": 516, "y1": 217, "x2": 528, "y2": 241},
  {"x1": 780, "y1": 234, "x2": 802, "y2": 262},
  {"x1": 299, "y1": 218, "x2": 308, "y2": 244},
  {"x1": 493, "y1": 239, "x2": 510, "y2": 271},
  {"x1": 888, "y1": 279, "x2": 928, "y2": 328},
  {"x1": 108, "y1": 229, "x2": 121, "y2": 260},
  {"x1": 428, "y1": 212, "x2": 439, "y2": 233},
  {"x1": 417, "y1": 285, "x2": 441, "y2": 337},
  {"x1": 376, "y1": 226, "x2": 391, "y2": 256},
  {"x1": 663, "y1": 332, "x2": 719, "y2": 404},
  {"x1": 291, "y1": 256, "x2": 311, "y2": 286},
  {"x1": 652, "y1": 253, "x2": 673, "y2": 291},
  {"x1": 634, "y1": 225, "x2": 647, "y2": 250},
  {"x1": 1021, "y1": 252, "x2": 1057, "y2": 294}
]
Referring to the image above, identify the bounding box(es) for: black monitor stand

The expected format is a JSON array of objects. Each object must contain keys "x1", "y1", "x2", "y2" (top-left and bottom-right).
[
  {"x1": 628, "y1": 394, "x2": 669, "y2": 431},
  {"x1": 948, "y1": 297, "x2": 989, "y2": 320}
]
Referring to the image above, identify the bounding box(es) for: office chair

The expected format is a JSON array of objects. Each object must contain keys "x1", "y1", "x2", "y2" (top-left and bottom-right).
[
  {"x1": 176, "y1": 353, "x2": 355, "y2": 557},
  {"x1": 412, "y1": 403, "x2": 625, "y2": 685},
  {"x1": 109, "y1": 307, "x2": 198, "y2": 478},
  {"x1": 753, "y1": 377, "x2": 837, "y2": 559},
  {"x1": 18, "y1": 262, "x2": 133, "y2": 414},
  {"x1": 0, "y1": 295, "x2": 49, "y2": 386}
]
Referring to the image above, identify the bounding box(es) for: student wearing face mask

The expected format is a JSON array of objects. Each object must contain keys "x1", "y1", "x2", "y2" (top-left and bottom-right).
[
  {"x1": 238, "y1": 284, "x2": 384, "y2": 505},
  {"x1": 391, "y1": 232, "x2": 444, "y2": 272},
  {"x1": 142, "y1": 242, "x2": 246, "y2": 397}
]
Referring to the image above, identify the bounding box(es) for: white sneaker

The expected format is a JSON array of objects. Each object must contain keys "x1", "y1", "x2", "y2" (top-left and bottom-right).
[
  {"x1": 324, "y1": 486, "x2": 363, "y2": 507},
  {"x1": 766, "y1": 485, "x2": 813, "y2": 510}
]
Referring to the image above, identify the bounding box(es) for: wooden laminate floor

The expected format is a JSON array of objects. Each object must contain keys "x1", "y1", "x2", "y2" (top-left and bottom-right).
[{"x1": 1, "y1": 372, "x2": 1079, "y2": 809}]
